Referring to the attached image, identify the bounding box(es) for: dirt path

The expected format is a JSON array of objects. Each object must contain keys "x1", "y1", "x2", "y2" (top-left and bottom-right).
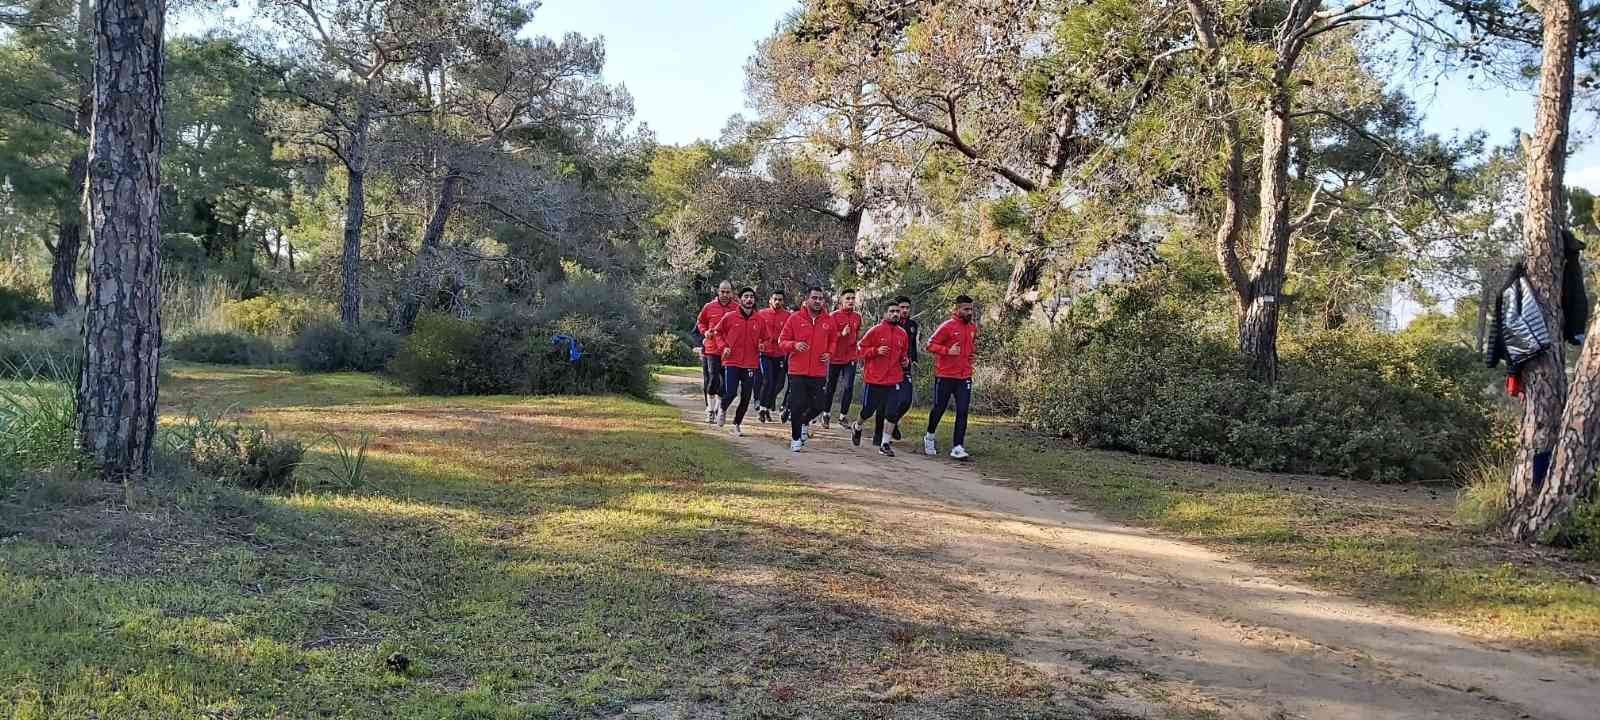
[{"x1": 660, "y1": 376, "x2": 1600, "y2": 720}]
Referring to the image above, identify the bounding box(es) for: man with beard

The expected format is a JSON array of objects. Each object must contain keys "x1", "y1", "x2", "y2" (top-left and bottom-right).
[
  {"x1": 714, "y1": 287, "x2": 764, "y2": 437},
  {"x1": 851, "y1": 302, "x2": 910, "y2": 456},
  {"x1": 821, "y1": 288, "x2": 862, "y2": 430},
  {"x1": 754, "y1": 290, "x2": 792, "y2": 424},
  {"x1": 924, "y1": 295, "x2": 979, "y2": 460},
  {"x1": 778, "y1": 287, "x2": 836, "y2": 452}
]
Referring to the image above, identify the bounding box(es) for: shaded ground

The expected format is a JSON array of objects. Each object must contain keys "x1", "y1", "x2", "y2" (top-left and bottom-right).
[{"x1": 662, "y1": 374, "x2": 1600, "y2": 720}]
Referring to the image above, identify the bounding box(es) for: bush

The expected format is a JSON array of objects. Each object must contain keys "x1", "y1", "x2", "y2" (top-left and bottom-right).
[
  {"x1": 224, "y1": 294, "x2": 328, "y2": 337},
  {"x1": 1014, "y1": 279, "x2": 1502, "y2": 482},
  {"x1": 168, "y1": 331, "x2": 276, "y2": 366},
  {"x1": 648, "y1": 330, "x2": 698, "y2": 366},
  {"x1": 291, "y1": 321, "x2": 401, "y2": 373},
  {"x1": 0, "y1": 285, "x2": 50, "y2": 327},
  {"x1": 164, "y1": 413, "x2": 305, "y2": 491},
  {"x1": 0, "y1": 313, "x2": 81, "y2": 379},
  {"x1": 391, "y1": 278, "x2": 651, "y2": 397}
]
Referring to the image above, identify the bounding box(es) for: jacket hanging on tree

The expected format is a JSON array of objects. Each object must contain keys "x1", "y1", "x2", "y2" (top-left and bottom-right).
[{"x1": 1486, "y1": 261, "x2": 1553, "y2": 371}]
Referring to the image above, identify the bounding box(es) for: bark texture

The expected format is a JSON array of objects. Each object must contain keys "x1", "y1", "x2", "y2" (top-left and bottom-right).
[
  {"x1": 1508, "y1": 0, "x2": 1580, "y2": 541},
  {"x1": 339, "y1": 105, "x2": 370, "y2": 328},
  {"x1": 76, "y1": 0, "x2": 164, "y2": 480},
  {"x1": 395, "y1": 172, "x2": 462, "y2": 333}
]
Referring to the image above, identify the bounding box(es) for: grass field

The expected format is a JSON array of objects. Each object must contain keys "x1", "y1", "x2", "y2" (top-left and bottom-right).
[
  {"x1": 0, "y1": 366, "x2": 1082, "y2": 719},
  {"x1": 900, "y1": 409, "x2": 1600, "y2": 663}
]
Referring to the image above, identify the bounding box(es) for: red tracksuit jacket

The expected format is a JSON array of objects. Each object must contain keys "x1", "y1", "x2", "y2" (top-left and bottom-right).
[
  {"x1": 828, "y1": 308, "x2": 863, "y2": 364},
  {"x1": 926, "y1": 315, "x2": 979, "y2": 380},
  {"x1": 715, "y1": 308, "x2": 765, "y2": 370},
  {"x1": 754, "y1": 307, "x2": 792, "y2": 358},
  {"x1": 696, "y1": 299, "x2": 737, "y2": 357},
  {"x1": 858, "y1": 321, "x2": 909, "y2": 386},
  {"x1": 779, "y1": 308, "x2": 837, "y2": 378}
]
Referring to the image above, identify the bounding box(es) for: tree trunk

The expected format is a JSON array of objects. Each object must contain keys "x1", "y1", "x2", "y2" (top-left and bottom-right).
[
  {"x1": 50, "y1": 0, "x2": 95, "y2": 316},
  {"x1": 395, "y1": 172, "x2": 461, "y2": 333},
  {"x1": 1239, "y1": 84, "x2": 1295, "y2": 383},
  {"x1": 51, "y1": 153, "x2": 84, "y2": 314},
  {"x1": 1003, "y1": 246, "x2": 1046, "y2": 320},
  {"x1": 76, "y1": 0, "x2": 164, "y2": 481},
  {"x1": 1507, "y1": 0, "x2": 1580, "y2": 541},
  {"x1": 339, "y1": 105, "x2": 370, "y2": 328}
]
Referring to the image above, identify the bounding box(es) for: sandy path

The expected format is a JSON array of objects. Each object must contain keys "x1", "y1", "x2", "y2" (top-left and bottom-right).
[{"x1": 661, "y1": 376, "x2": 1600, "y2": 720}]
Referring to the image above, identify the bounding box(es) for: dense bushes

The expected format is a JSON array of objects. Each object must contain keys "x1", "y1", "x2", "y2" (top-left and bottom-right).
[
  {"x1": 168, "y1": 331, "x2": 277, "y2": 365},
  {"x1": 162, "y1": 414, "x2": 306, "y2": 491},
  {"x1": 224, "y1": 294, "x2": 327, "y2": 336},
  {"x1": 0, "y1": 285, "x2": 49, "y2": 327},
  {"x1": 391, "y1": 278, "x2": 650, "y2": 397},
  {"x1": 1013, "y1": 281, "x2": 1501, "y2": 482},
  {"x1": 0, "y1": 315, "x2": 80, "y2": 379},
  {"x1": 290, "y1": 321, "x2": 401, "y2": 372},
  {"x1": 648, "y1": 330, "x2": 699, "y2": 366}
]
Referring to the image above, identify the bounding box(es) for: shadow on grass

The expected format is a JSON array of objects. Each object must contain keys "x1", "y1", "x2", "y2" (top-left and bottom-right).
[{"x1": 1, "y1": 369, "x2": 1085, "y2": 719}]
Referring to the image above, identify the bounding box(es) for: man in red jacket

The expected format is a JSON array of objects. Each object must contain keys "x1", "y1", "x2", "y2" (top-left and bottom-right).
[
  {"x1": 714, "y1": 287, "x2": 763, "y2": 436},
  {"x1": 821, "y1": 288, "x2": 863, "y2": 429},
  {"x1": 778, "y1": 286, "x2": 836, "y2": 452},
  {"x1": 754, "y1": 290, "x2": 791, "y2": 424},
  {"x1": 851, "y1": 302, "x2": 910, "y2": 456},
  {"x1": 695, "y1": 281, "x2": 737, "y2": 423},
  {"x1": 924, "y1": 295, "x2": 978, "y2": 460}
]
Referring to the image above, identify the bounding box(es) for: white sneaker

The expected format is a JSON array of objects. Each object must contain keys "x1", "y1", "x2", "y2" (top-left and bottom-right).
[
  {"x1": 801, "y1": 424, "x2": 811, "y2": 442},
  {"x1": 923, "y1": 433, "x2": 937, "y2": 456},
  {"x1": 790, "y1": 439, "x2": 804, "y2": 452},
  {"x1": 716, "y1": 407, "x2": 726, "y2": 427},
  {"x1": 731, "y1": 424, "x2": 743, "y2": 437},
  {"x1": 950, "y1": 445, "x2": 970, "y2": 460}
]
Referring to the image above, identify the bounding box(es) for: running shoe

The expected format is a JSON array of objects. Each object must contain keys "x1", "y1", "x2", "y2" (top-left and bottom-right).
[
  {"x1": 706, "y1": 406, "x2": 715, "y2": 424},
  {"x1": 851, "y1": 423, "x2": 863, "y2": 447},
  {"x1": 731, "y1": 424, "x2": 743, "y2": 437},
  {"x1": 790, "y1": 440, "x2": 804, "y2": 452},
  {"x1": 892, "y1": 427, "x2": 902, "y2": 441},
  {"x1": 879, "y1": 443, "x2": 895, "y2": 457},
  {"x1": 923, "y1": 433, "x2": 938, "y2": 456},
  {"x1": 716, "y1": 407, "x2": 726, "y2": 427},
  {"x1": 822, "y1": 413, "x2": 831, "y2": 429},
  {"x1": 950, "y1": 445, "x2": 970, "y2": 460}
]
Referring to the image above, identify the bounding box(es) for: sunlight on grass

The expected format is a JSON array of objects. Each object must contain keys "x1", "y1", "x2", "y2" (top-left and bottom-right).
[{"x1": 1, "y1": 367, "x2": 1066, "y2": 718}]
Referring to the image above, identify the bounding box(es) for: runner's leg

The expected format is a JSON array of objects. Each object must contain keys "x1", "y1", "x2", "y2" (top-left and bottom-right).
[
  {"x1": 837, "y1": 363, "x2": 857, "y2": 417},
  {"x1": 734, "y1": 369, "x2": 754, "y2": 425},
  {"x1": 952, "y1": 378, "x2": 972, "y2": 448},
  {"x1": 883, "y1": 383, "x2": 909, "y2": 444},
  {"x1": 720, "y1": 365, "x2": 740, "y2": 411},
  {"x1": 822, "y1": 363, "x2": 844, "y2": 420},
  {"x1": 926, "y1": 377, "x2": 953, "y2": 436}
]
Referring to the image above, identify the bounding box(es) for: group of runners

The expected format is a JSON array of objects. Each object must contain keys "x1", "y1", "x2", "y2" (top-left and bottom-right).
[{"x1": 693, "y1": 281, "x2": 976, "y2": 459}]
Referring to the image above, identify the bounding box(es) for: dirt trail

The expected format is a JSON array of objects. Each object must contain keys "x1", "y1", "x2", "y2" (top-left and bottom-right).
[{"x1": 661, "y1": 376, "x2": 1600, "y2": 720}]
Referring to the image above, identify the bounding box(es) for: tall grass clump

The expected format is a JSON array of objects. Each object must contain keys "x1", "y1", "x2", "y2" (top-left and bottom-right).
[
  {"x1": 0, "y1": 357, "x2": 81, "y2": 488},
  {"x1": 0, "y1": 312, "x2": 81, "y2": 379},
  {"x1": 160, "y1": 272, "x2": 238, "y2": 339},
  {"x1": 1455, "y1": 451, "x2": 1512, "y2": 530}
]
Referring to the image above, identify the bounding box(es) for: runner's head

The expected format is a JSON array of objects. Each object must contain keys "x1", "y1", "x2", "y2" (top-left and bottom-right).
[
  {"x1": 739, "y1": 286, "x2": 757, "y2": 310},
  {"x1": 716, "y1": 280, "x2": 734, "y2": 304},
  {"x1": 894, "y1": 295, "x2": 912, "y2": 319},
  {"x1": 805, "y1": 286, "x2": 826, "y2": 313},
  {"x1": 839, "y1": 288, "x2": 857, "y2": 311},
  {"x1": 954, "y1": 294, "x2": 975, "y2": 322},
  {"x1": 883, "y1": 303, "x2": 901, "y2": 325},
  {"x1": 769, "y1": 290, "x2": 786, "y2": 310}
]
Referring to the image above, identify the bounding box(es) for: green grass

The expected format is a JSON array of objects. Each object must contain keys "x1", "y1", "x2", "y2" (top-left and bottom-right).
[
  {"x1": 650, "y1": 364, "x2": 702, "y2": 380},
  {"x1": 1, "y1": 366, "x2": 1078, "y2": 718},
  {"x1": 922, "y1": 410, "x2": 1600, "y2": 663}
]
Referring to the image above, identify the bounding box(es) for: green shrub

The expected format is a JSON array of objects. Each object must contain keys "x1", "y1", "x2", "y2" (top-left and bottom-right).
[
  {"x1": 0, "y1": 285, "x2": 49, "y2": 327},
  {"x1": 168, "y1": 331, "x2": 276, "y2": 365},
  {"x1": 224, "y1": 294, "x2": 328, "y2": 337},
  {"x1": 0, "y1": 314, "x2": 81, "y2": 379},
  {"x1": 391, "y1": 279, "x2": 650, "y2": 397},
  {"x1": 1014, "y1": 279, "x2": 1501, "y2": 482},
  {"x1": 648, "y1": 330, "x2": 698, "y2": 366},
  {"x1": 291, "y1": 321, "x2": 401, "y2": 373},
  {"x1": 164, "y1": 413, "x2": 305, "y2": 491}
]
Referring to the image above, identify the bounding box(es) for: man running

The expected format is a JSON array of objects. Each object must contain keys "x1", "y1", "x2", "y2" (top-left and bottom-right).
[
  {"x1": 779, "y1": 287, "x2": 836, "y2": 452},
  {"x1": 924, "y1": 294, "x2": 978, "y2": 460},
  {"x1": 696, "y1": 281, "x2": 737, "y2": 423},
  {"x1": 821, "y1": 288, "x2": 863, "y2": 429},
  {"x1": 714, "y1": 287, "x2": 764, "y2": 436},
  {"x1": 754, "y1": 290, "x2": 792, "y2": 424},
  {"x1": 852, "y1": 302, "x2": 910, "y2": 456},
  {"x1": 889, "y1": 295, "x2": 919, "y2": 441}
]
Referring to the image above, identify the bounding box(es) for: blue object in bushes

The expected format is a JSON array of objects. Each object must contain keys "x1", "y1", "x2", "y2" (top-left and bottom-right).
[{"x1": 552, "y1": 334, "x2": 584, "y2": 363}]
